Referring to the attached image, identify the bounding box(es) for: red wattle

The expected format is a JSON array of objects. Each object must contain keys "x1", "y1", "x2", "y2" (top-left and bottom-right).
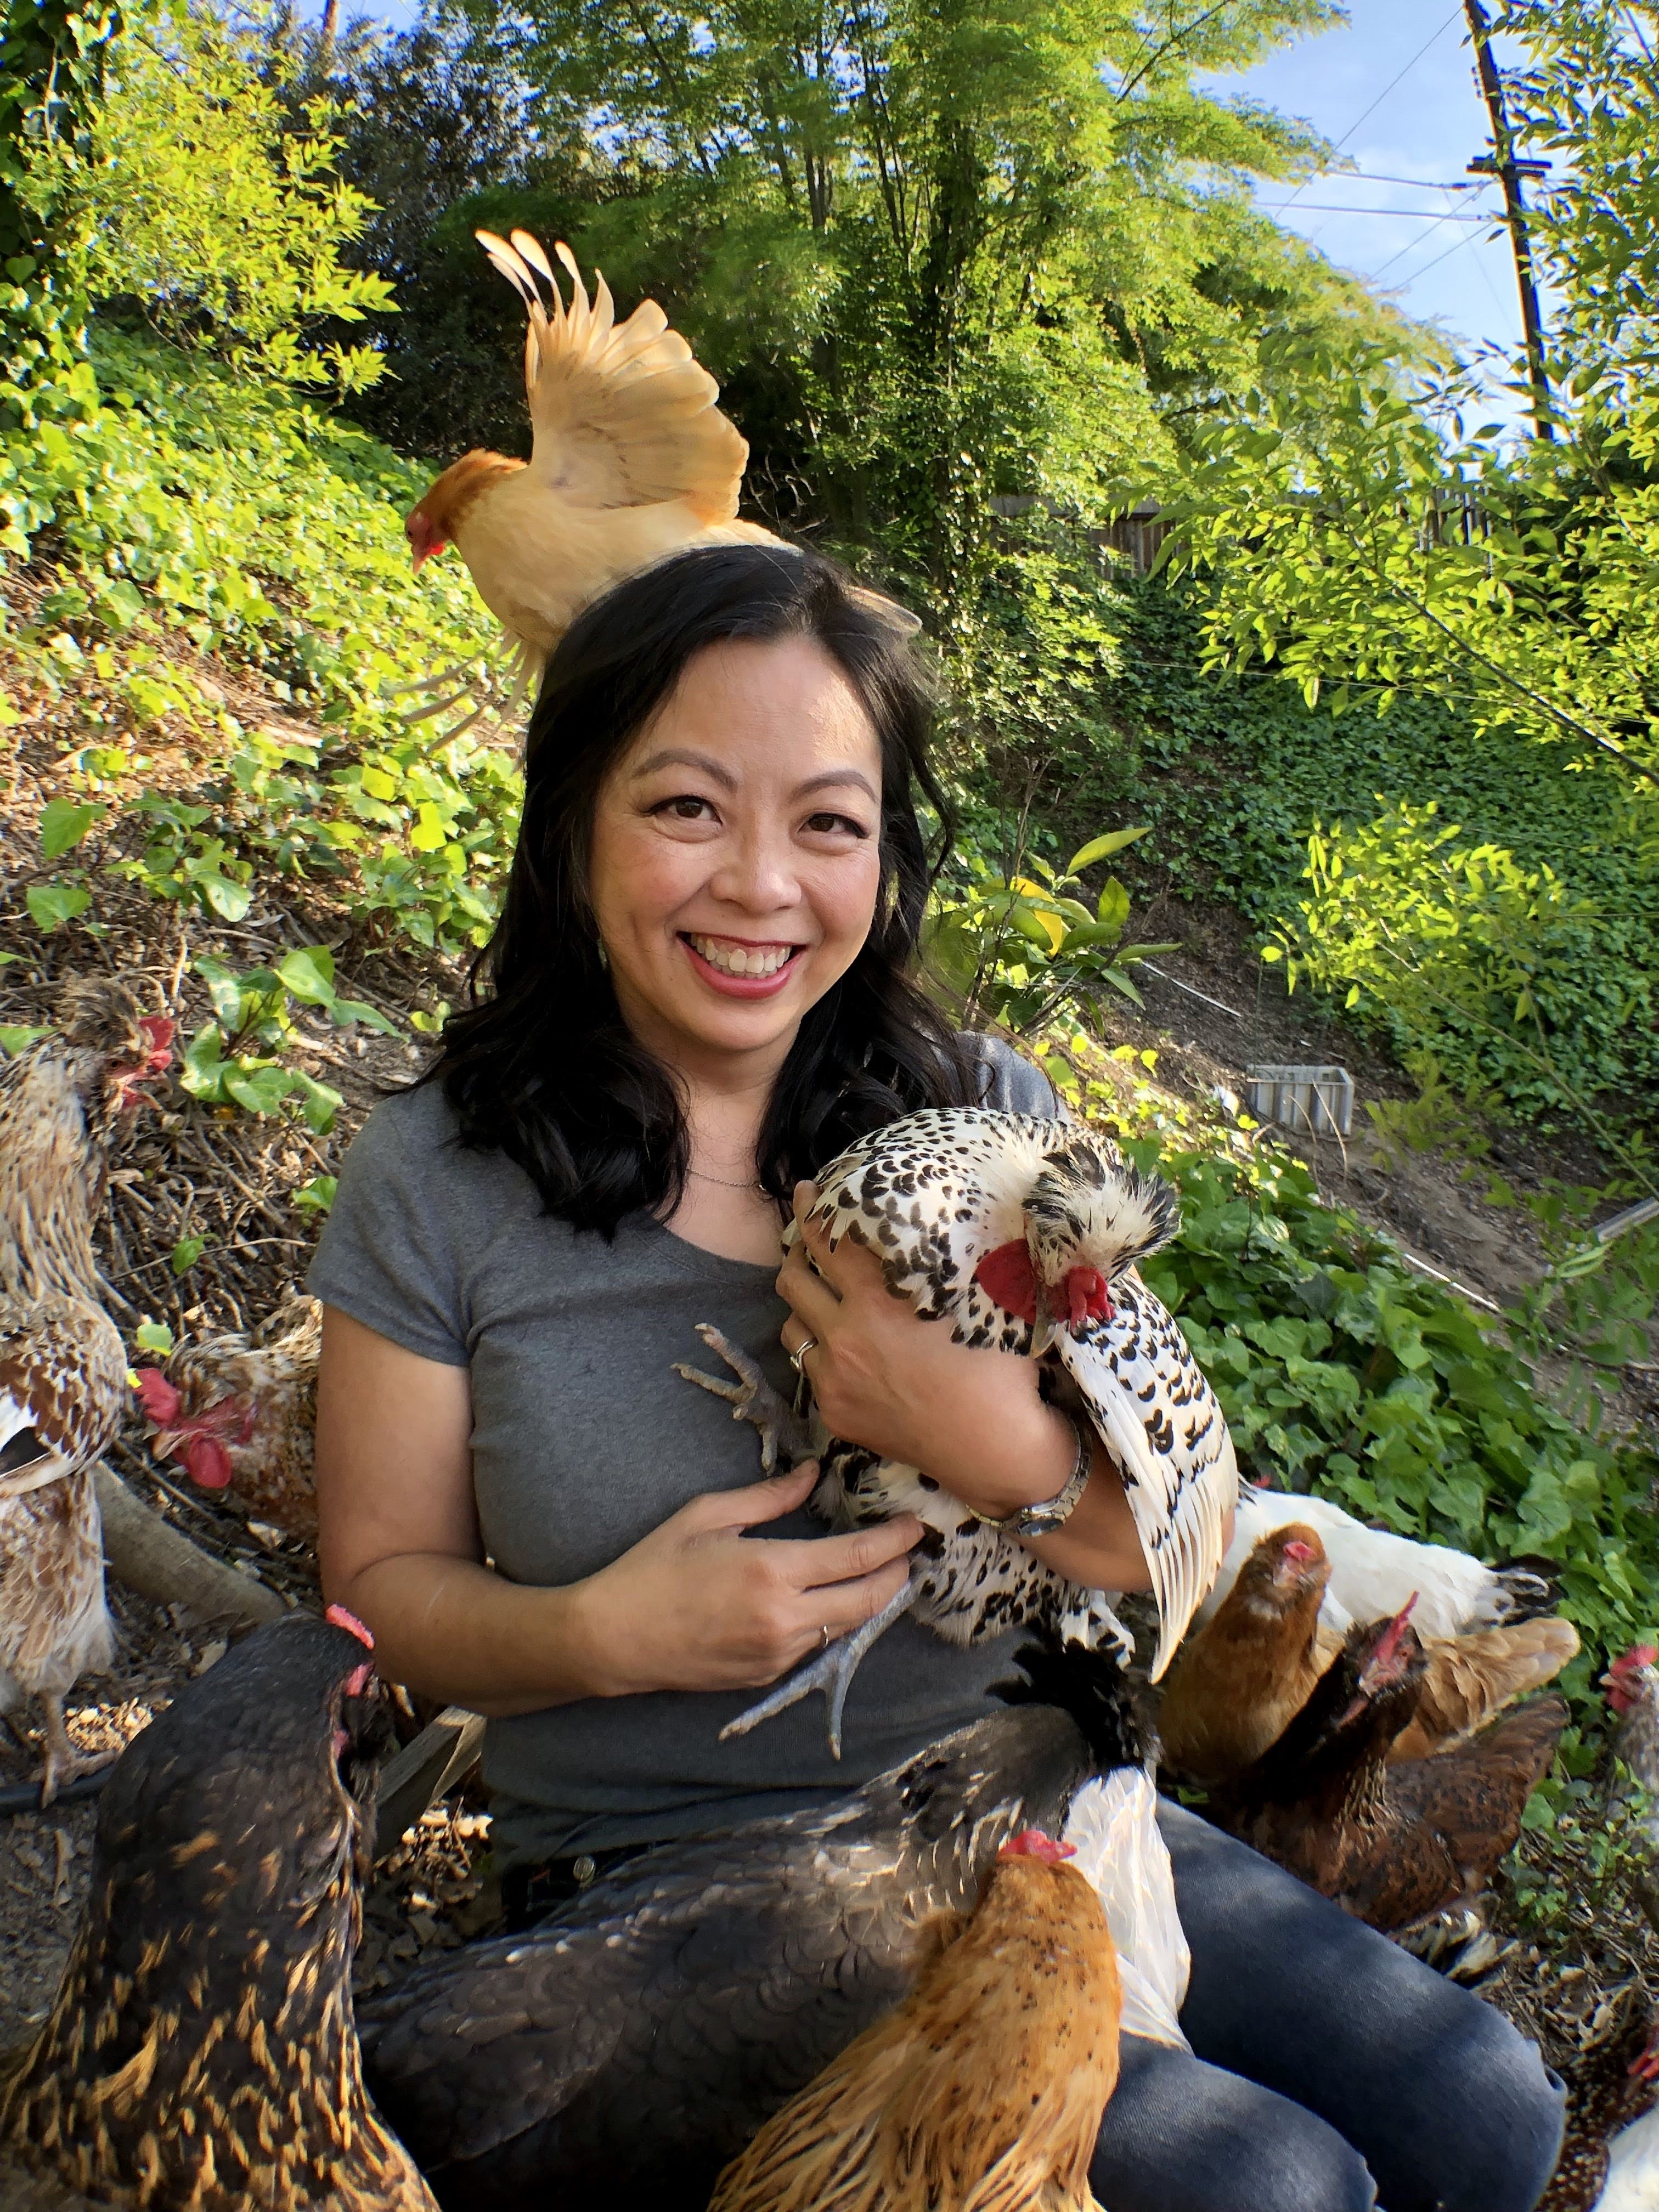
[
  {"x1": 999, "y1": 1828, "x2": 1078, "y2": 1864},
  {"x1": 974, "y1": 1239, "x2": 1040, "y2": 1323},
  {"x1": 185, "y1": 1436, "x2": 233, "y2": 1490},
  {"x1": 133, "y1": 1367, "x2": 182, "y2": 1424},
  {"x1": 1064, "y1": 1266, "x2": 1113, "y2": 1329}
]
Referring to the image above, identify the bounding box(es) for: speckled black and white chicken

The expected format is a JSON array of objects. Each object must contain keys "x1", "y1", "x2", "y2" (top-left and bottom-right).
[
  {"x1": 679, "y1": 1106, "x2": 1238, "y2": 1753},
  {"x1": 0, "y1": 985, "x2": 173, "y2": 1803}
]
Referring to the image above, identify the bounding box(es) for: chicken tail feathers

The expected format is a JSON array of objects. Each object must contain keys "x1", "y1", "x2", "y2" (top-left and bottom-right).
[{"x1": 995, "y1": 1635, "x2": 1145, "y2": 1777}]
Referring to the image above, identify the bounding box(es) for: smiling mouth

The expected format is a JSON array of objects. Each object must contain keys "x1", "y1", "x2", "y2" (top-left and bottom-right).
[{"x1": 683, "y1": 933, "x2": 804, "y2": 980}]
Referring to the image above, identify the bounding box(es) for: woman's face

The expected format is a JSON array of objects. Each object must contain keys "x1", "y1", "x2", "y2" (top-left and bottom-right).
[{"x1": 588, "y1": 634, "x2": 886, "y2": 1077}]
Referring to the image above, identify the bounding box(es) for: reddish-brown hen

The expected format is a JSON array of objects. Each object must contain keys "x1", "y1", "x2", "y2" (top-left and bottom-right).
[
  {"x1": 1215, "y1": 1603, "x2": 1567, "y2": 1930},
  {"x1": 1161, "y1": 1524, "x2": 1577, "y2": 1782},
  {"x1": 706, "y1": 1830, "x2": 1121, "y2": 2212}
]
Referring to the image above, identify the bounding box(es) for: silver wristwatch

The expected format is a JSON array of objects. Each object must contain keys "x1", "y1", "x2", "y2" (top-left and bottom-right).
[{"x1": 973, "y1": 1412, "x2": 1094, "y2": 1539}]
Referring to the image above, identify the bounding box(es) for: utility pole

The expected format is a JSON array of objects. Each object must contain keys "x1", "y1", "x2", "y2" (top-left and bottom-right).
[{"x1": 1463, "y1": 0, "x2": 1554, "y2": 439}]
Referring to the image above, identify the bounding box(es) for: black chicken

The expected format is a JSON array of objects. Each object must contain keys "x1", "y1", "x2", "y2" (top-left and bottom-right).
[
  {"x1": 0, "y1": 1610, "x2": 435, "y2": 2212},
  {"x1": 1213, "y1": 1601, "x2": 1567, "y2": 1932},
  {"x1": 360, "y1": 1639, "x2": 1141, "y2": 2211}
]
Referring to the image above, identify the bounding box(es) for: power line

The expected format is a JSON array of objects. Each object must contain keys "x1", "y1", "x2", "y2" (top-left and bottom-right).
[
  {"x1": 1276, "y1": 5, "x2": 1468, "y2": 218},
  {"x1": 1260, "y1": 201, "x2": 1498, "y2": 221}
]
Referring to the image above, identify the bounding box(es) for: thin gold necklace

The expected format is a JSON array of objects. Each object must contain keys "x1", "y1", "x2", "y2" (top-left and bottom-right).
[{"x1": 687, "y1": 1165, "x2": 763, "y2": 1192}]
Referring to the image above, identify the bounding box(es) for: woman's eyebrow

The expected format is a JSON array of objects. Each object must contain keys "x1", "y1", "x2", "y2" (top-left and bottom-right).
[
  {"x1": 629, "y1": 747, "x2": 738, "y2": 788},
  {"x1": 794, "y1": 769, "x2": 879, "y2": 804}
]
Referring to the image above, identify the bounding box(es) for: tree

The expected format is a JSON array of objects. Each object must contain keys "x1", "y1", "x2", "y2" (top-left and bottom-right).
[
  {"x1": 447, "y1": 0, "x2": 1400, "y2": 603},
  {"x1": 0, "y1": 0, "x2": 122, "y2": 421}
]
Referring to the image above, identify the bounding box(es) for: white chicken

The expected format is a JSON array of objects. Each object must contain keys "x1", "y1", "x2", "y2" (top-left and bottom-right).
[{"x1": 680, "y1": 1108, "x2": 1238, "y2": 1754}]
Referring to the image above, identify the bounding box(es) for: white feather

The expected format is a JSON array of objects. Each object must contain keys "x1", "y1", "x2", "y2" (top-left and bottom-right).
[
  {"x1": 1596, "y1": 2104, "x2": 1659, "y2": 2209},
  {"x1": 1062, "y1": 1770, "x2": 1191, "y2": 2051},
  {"x1": 1200, "y1": 1487, "x2": 1534, "y2": 1643}
]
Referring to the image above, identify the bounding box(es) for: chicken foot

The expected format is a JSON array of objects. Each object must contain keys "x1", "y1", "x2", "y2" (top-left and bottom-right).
[
  {"x1": 719, "y1": 1577, "x2": 921, "y2": 1759},
  {"x1": 673, "y1": 1323, "x2": 816, "y2": 1473},
  {"x1": 676, "y1": 1322, "x2": 915, "y2": 1756},
  {"x1": 40, "y1": 1692, "x2": 119, "y2": 1808}
]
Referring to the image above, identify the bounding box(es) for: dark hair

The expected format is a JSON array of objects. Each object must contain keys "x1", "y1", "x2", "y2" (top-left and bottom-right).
[{"x1": 431, "y1": 544, "x2": 977, "y2": 1233}]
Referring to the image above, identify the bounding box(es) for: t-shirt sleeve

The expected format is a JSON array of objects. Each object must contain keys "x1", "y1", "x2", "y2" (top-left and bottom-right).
[
  {"x1": 306, "y1": 1089, "x2": 471, "y2": 1367},
  {"x1": 960, "y1": 1030, "x2": 1063, "y2": 1117}
]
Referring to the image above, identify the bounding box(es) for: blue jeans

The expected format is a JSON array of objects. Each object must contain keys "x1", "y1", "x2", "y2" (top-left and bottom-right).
[{"x1": 1090, "y1": 1804, "x2": 1566, "y2": 2212}]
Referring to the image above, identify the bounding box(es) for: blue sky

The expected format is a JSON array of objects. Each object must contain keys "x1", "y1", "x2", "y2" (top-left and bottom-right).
[{"x1": 1222, "y1": 1, "x2": 1537, "y2": 391}]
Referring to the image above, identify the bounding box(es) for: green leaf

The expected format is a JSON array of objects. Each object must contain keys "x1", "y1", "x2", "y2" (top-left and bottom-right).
[
  {"x1": 201, "y1": 873, "x2": 252, "y2": 922},
  {"x1": 224, "y1": 1065, "x2": 300, "y2": 1116},
  {"x1": 171, "y1": 1234, "x2": 207, "y2": 1276},
  {"x1": 277, "y1": 945, "x2": 337, "y2": 1005},
  {"x1": 0, "y1": 1023, "x2": 51, "y2": 1056},
  {"x1": 292, "y1": 1173, "x2": 337, "y2": 1213},
  {"x1": 1094, "y1": 876, "x2": 1131, "y2": 934},
  {"x1": 330, "y1": 995, "x2": 399, "y2": 1034},
  {"x1": 1068, "y1": 828, "x2": 1149, "y2": 874},
  {"x1": 134, "y1": 1318, "x2": 176, "y2": 1355},
  {"x1": 39, "y1": 798, "x2": 101, "y2": 860},
  {"x1": 26, "y1": 883, "x2": 91, "y2": 932}
]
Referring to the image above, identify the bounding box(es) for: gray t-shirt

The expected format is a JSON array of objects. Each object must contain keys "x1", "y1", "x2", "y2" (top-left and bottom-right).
[{"x1": 307, "y1": 1035, "x2": 1057, "y2": 1868}]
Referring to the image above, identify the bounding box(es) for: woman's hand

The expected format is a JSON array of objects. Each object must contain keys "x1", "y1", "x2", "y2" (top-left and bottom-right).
[
  {"x1": 571, "y1": 1460, "x2": 921, "y2": 1698},
  {"x1": 777, "y1": 1184, "x2": 1074, "y2": 1516}
]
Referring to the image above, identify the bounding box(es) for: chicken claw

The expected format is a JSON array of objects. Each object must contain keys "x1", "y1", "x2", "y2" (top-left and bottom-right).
[
  {"x1": 720, "y1": 1579, "x2": 921, "y2": 1759},
  {"x1": 674, "y1": 1324, "x2": 815, "y2": 1473}
]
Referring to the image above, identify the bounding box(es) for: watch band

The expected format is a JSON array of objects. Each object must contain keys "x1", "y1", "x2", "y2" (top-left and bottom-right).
[{"x1": 972, "y1": 1413, "x2": 1094, "y2": 1539}]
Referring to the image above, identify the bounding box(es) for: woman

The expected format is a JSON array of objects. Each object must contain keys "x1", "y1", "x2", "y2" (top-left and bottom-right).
[{"x1": 313, "y1": 544, "x2": 1562, "y2": 2212}]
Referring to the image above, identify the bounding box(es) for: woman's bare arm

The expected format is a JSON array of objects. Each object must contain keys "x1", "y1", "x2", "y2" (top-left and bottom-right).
[{"x1": 314, "y1": 1305, "x2": 921, "y2": 1717}]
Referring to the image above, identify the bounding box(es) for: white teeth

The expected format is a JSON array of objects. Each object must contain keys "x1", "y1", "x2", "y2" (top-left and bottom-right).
[{"x1": 690, "y1": 935, "x2": 794, "y2": 979}]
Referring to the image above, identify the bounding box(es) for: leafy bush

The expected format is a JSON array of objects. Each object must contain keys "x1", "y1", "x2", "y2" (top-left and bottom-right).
[
  {"x1": 1046, "y1": 1030, "x2": 1659, "y2": 1700},
  {"x1": 924, "y1": 826, "x2": 1175, "y2": 1034},
  {"x1": 22, "y1": 0, "x2": 396, "y2": 394},
  {"x1": 1266, "y1": 800, "x2": 1659, "y2": 1119}
]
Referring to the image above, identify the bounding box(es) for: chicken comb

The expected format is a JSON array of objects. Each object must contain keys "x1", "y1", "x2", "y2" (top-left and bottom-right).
[
  {"x1": 999, "y1": 1829, "x2": 1077, "y2": 1864},
  {"x1": 132, "y1": 1366, "x2": 182, "y2": 1425},
  {"x1": 325, "y1": 1604, "x2": 376, "y2": 1653}
]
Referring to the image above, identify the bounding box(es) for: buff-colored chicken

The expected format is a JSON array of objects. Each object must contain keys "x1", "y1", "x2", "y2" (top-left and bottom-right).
[
  {"x1": 707, "y1": 1829, "x2": 1121, "y2": 2212},
  {"x1": 0, "y1": 985, "x2": 173, "y2": 1802},
  {"x1": 134, "y1": 1293, "x2": 320, "y2": 1542},
  {"x1": 404, "y1": 229, "x2": 782, "y2": 713}
]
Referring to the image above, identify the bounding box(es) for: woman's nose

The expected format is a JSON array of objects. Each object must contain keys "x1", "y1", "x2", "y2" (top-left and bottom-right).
[{"x1": 708, "y1": 830, "x2": 803, "y2": 914}]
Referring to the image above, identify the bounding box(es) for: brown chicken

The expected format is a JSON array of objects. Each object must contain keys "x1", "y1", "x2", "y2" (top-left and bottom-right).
[
  {"x1": 1215, "y1": 1601, "x2": 1567, "y2": 1930},
  {"x1": 0, "y1": 987, "x2": 172, "y2": 1802},
  {"x1": 404, "y1": 229, "x2": 782, "y2": 714},
  {"x1": 707, "y1": 1828, "x2": 1121, "y2": 2212},
  {"x1": 1159, "y1": 1523, "x2": 1578, "y2": 1783},
  {"x1": 133, "y1": 1291, "x2": 321, "y2": 1541},
  {"x1": 1, "y1": 1606, "x2": 434, "y2": 2212}
]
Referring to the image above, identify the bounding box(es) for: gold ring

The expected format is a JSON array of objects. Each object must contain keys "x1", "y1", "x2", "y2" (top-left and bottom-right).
[
  {"x1": 821, "y1": 1624, "x2": 832, "y2": 1651},
  {"x1": 790, "y1": 1336, "x2": 817, "y2": 1377}
]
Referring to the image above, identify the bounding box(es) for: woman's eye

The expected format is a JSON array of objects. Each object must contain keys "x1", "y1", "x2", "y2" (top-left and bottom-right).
[
  {"x1": 803, "y1": 811, "x2": 869, "y2": 838},
  {"x1": 654, "y1": 794, "x2": 718, "y2": 822}
]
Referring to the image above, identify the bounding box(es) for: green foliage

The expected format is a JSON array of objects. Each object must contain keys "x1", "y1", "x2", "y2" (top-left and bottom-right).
[
  {"x1": 1047, "y1": 1032, "x2": 1659, "y2": 1684},
  {"x1": 1266, "y1": 800, "x2": 1659, "y2": 1118},
  {"x1": 1, "y1": 328, "x2": 521, "y2": 958},
  {"x1": 443, "y1": 0, "x2": 1408, "y2": 600},
  {"x1": 926, "y1": 824, "x2": 1175, "y2": 1032},
  {"x1": 176, "y1": 945, "x2": 393, "y2": 1135},
  {"x1": 0, "y1": 0, "x2": 122, "y2": 422},
  {"x1": 22, "y1": 0, "x2": 396, "y2": 395}
]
